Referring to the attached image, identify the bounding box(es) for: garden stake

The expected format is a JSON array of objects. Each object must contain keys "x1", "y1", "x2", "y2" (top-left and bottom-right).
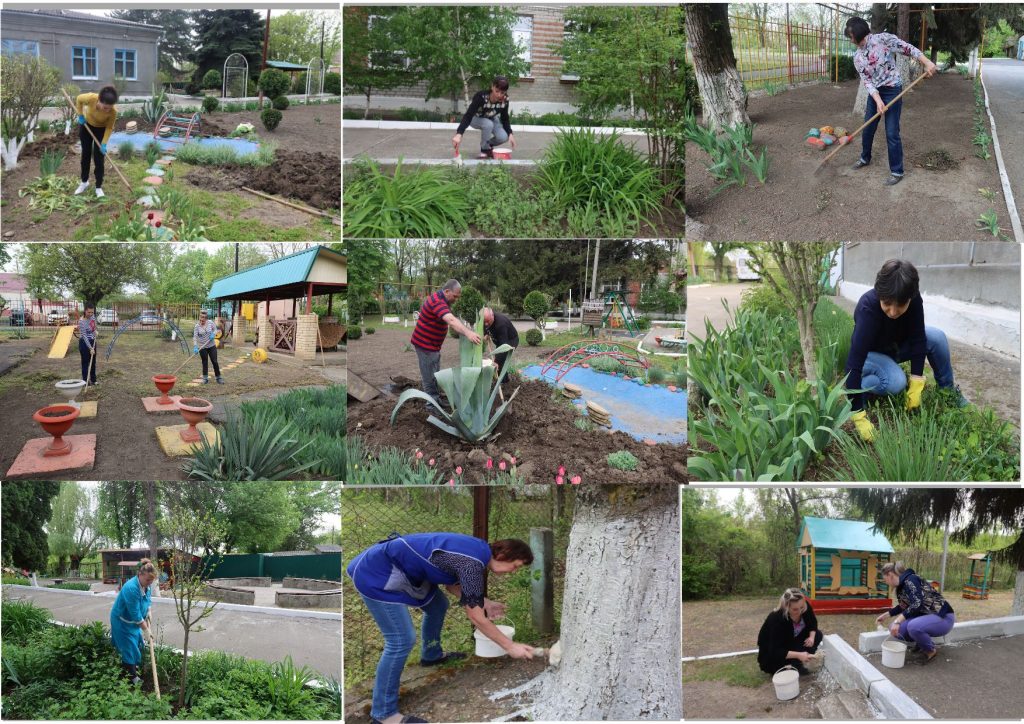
[
  {"x1": 814, "y1": 71, "x2": 930, "y2": 176},
  {"x1": 146, "y1": 615, "x2": 160, "y2": 700},
  {"x1": 59, "y1": 87, "x2": 134, "y2": 194}
]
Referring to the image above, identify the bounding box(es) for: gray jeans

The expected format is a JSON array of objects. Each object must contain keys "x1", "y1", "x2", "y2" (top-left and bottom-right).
[
  {"x1": 415, "y1": 345, "x2": 442, "y2": 401},
  {"x1": 469, "y1": 116, "x2": 509, "y2": 151}
]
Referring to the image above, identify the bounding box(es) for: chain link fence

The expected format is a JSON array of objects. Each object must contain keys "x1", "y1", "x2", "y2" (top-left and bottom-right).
[{"x1": 342, "y1": 484, "x2": 575, "y2": 688}]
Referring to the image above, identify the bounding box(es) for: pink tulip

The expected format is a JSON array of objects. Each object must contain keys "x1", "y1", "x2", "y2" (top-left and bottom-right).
[
  {"x1": 499, "y1": 461, "x2": 506, "y2": 471},
  {"x1": 556, "y1": 475, "x2": 564, "y2": 485},
  {"x1": 571, "y1": 475, "x2": 582, "y2": 485},
  {"x1": 558, "y1": 465, "x2": 566, "y2": 476},
  {"x1": 486, "y1": 458, "x2": 493, "y2": 469},
  {"x1": 428, "y1": 458, "x2": 435, "y2": 466},
  {"x1": 455, "y1": 466, "x2": 463, "y2": 475},
  {"x1": 510, "y1": 456, "x2": 517, "y2": 465},
  {"x1": 415, "y1": 451, "x2": 423, "y2": 460},
  {"x1": 448, "y1": 478, "x2": 455, "y2": 487}
]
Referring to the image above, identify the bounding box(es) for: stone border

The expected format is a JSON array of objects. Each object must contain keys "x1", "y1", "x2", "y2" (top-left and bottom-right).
[
  {"x1": 821, "y1": 633, "x2": 932, "y2": 719},
  {"x1": 858, "y1": 615, "x2": 1024, "y2": 653},
  {"x1": 282, "y1": 577, "x2": 342, "y2": 592},
  {"x1": 275, "y1": 590, "x2": 341, "y2": 609}
]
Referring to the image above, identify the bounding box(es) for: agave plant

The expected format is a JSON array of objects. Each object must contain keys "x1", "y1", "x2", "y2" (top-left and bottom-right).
[{"x1": 391, "y1": 307, "x2": 519, "y2": 442}]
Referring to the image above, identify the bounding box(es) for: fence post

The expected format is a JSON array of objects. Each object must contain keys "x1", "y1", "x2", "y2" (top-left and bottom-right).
[
  {"x1": 786, "y1": 4, "x2": 794, "y2": 85},
  {"x1": 473, "y1": 486, "x2": 491, "y2": 597},
  {"x1": 530, "y1": 527, "x2": 554, "y2": 635}
]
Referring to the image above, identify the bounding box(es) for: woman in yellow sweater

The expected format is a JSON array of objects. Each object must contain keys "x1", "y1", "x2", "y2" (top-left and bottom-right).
[{"x1": 74, "y1": 86, "x2": 118, "y2": 198}]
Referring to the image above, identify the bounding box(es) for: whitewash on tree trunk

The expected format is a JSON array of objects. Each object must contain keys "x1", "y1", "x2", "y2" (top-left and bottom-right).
[
  {"x1": 1013, "y1": 569, "x2": 1024, "y2": 617},
  {"x1": 526, "y1": 484, "x2": 681, "y2": 720},
  {"x1": 685, "y1": 5, "x2": 750, "y2": 132}
]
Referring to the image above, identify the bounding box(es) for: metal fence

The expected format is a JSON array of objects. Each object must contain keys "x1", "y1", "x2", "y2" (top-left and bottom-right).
[
  {"x1": 0, "y1": 300, "x2": 215, "y2": 331},
  {"x1": 342, "y1": 484, "x2": 575, "y2": 688}
]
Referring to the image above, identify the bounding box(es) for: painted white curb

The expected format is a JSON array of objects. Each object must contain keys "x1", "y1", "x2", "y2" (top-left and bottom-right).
[
  {"x1": 980, "y1": 70, "x2": 1023, "y2": 243},
  {"x1": 821, "y1": 634, "x2": 933, "y2": 719},
  {"x1": 343, "y1": 157, "x2": 537, "y2": 167},
  {"x1": 343, "y1": 119, "x2": 647, "y2": 136},
  {"x1": 859, "y1": 615, "x2": 1024, "y2": 652}
]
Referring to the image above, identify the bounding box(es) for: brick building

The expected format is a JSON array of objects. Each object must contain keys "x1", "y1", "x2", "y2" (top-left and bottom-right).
[{"x1": 345, "y1": 5, "x2": 581, "y2": 115}]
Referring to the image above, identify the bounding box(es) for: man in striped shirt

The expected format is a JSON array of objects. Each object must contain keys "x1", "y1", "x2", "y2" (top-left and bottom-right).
[
  {"x1": 76, "y1": 304, "x2": 98, "y2": 385},
  {"x1": 411, "y1": 279, "x2": 482, "y2": 405},
  {"x1": 193, "y1": 309, "x2": 224, "y2": 384}
]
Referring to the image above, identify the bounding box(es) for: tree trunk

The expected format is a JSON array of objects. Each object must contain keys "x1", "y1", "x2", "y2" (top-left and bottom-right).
[
  {"x1": 870, "y1": 4, "x2": 887, "y2": 32},
  {"x1": 686, "y1": 4, "x2": 750, "y2": 131},
  {"x1": 1013, "y1": 568, "x2": 1024, "y2": 617},
  {"x1": 796, "y1": 302, "x2": 818, "y2": 383},
  {"x1": 713, "y1": 254, "x2": 725, "y2": 282},
  {"x1": 896, "y1": 4, "x2": 910, "y2": 40},
  {"x1": 524, "y1": 484, "x2": 681, "y2": 720},
  {"x1": 178, "y1": 630, "x2": 190, "y2": 710},
  {"x1": 146, "y1": 483, "x2": 159, "y2": 597}
]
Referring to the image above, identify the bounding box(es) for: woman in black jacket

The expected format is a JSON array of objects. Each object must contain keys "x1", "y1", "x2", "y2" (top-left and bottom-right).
[
  {"x1": 757, "y1": 588, "x2": 823, "y2": 676},
  {"x1": 875, "y1": 561, "x2": 954, "y2": 663}
]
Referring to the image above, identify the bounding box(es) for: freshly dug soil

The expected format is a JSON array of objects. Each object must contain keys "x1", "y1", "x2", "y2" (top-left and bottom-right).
[
  {"x1": 200, "y1": 103, "x2": 341, "y2": 158},
  {"x1": 184, "y1": 149, "x2": 340, "y2": 210},
  {"x1": 349, "y1": 377, "x2": 686, "y2": 485},
  {"x1": 19, "y1": 134, "x2": 78, "y2": 158},
  {"x1": 686, "y1": 74, "x2": 1009, "y2": 241}
]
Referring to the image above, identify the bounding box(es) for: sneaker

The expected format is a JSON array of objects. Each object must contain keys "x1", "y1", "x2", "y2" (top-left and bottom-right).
[
  {"x1": 201, "y1": 377, "x2": 209, "y2": 384},
  {"x1": 216, "y1": 376, "x2": 225, "y2": 384},
  {"x1": 95, "y1": 187, "x2": 105, "y2": 198},
  {"x1": 852, "y1": 159, "x2": 870, "y2": 170},
  {"x1": 131, "y1": 676, "x2": 142, "y2": 685},
  {"x1": 478, "y1": 149, "x2": 494, "y2": 159},
  {"x1": 420, "y1": 652, "x2": 467, "y2": 667},
  {"x1": 74, "y1": 181, "x2": 90, "y2": 195},
  {"x1": 884, "y1": 174, "x2": 904, "y2": 186}
]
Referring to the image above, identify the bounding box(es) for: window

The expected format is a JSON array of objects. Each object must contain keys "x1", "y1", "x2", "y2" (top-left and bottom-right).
[
  {"x1": 367, "y1": 14, "x2": 411, "y2": 70},
  {"x1": 561, "y1": 19, "x2": 586, "y2": 81},
  {"x1": 114, "y1": 49, "x2": 137, "y2": 80},
  {"x1": 841, "y1": 558, "x2": 863, "y2": 587},
  {"x1": 2, "y1": 39, "x2": 40, "y2": 57},
  {"x1": 72, "y1": 46, "x2": 98, "y2": 79},
  {"x1": 513, "y1": 15, "x2": 533, "y2": 78}
]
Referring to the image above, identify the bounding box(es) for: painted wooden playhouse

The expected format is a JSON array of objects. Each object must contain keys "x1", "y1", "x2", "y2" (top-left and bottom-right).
[{"x1": 798, "y1": 516, "x2": 894, "y2": 614}]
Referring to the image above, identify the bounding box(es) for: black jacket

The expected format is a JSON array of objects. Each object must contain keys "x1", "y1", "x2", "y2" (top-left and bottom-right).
[
  {"x1": 485, "y1": 311, "x2": 519, "y2": 349},
  {"x1": 757, "y1": 605, "x2": 819, "y2": 668},
  {"x1": 889, "y1": 568, "x2": 954, "y2": 619},
  {"x1": 456, "y1": 89, "x2": 512, "y2": 136}
]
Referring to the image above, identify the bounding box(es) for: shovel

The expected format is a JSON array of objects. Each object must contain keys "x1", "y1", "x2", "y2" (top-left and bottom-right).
[
  {"x1": 814, "y1": 71, "x2": 930, "y2": 176},
  {"x1": 59, "y1": 86, "x2": 134, "y2": 194},
  {"x1": 145, "y1": 615, "x2": 161, "y2": 699}
]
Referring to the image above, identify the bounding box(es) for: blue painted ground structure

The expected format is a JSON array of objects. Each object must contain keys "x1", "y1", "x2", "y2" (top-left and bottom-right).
[
  {"x1": 520, "y1": 365, "x2": 687, "y2": 444},
  {"x1": 106, "y1": 132, "x2": 260, "y2": 155}
]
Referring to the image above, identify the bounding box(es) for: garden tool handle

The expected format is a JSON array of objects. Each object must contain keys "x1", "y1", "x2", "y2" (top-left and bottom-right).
[
  {"x1": 59, "y1": 86, "x2": 133, "y2": 194},
  {"x1": 171, "y1": 349, "x2": 201, "y2": 376},
  {"x1": 146, "y1": 615, "x2": 161, "y2": 699},
  {"x1": 819, "y1": 71, "x2": 930, "y2": 166}
]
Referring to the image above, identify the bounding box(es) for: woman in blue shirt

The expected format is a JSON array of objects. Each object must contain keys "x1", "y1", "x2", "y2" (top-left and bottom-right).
[
  {"x1": 110, "y1": 558, "x2": 156, "y2": 685},
  {"x1": 347, "y1": 533, "x2": 536, "y2": 724}
]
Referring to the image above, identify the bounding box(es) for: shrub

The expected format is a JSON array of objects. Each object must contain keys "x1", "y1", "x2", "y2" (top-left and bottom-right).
[
  {"x1": 635, "y1": 316, "x2": 652, "y2": 331},
  {"x1": 144, "y1": 139, "x2": 162, "y2": 167},
  {"x1": 46, "y1": 582, "x2": 91, "y2": 591},
  {"x1": 201, "y1": 69, "x2": 222, "y2": 89},
  {"x1": 523, "y1": 290, "x2": 550, "y2": 330},
  {"x1": 739, "y1": 281, "x2": 790, "y2": 319},
  {"x1": 638, "y1": 280, "x2": 682, "y2": 314},
  {"x1": 365, "y1": 327, "x2": 376, "y2": 334},
  {"x1": 324, "y1": 71, "x2": 340, "y2": 95},
  {"x1": 347, "y1": 325, "x2": 363, "y2": 340},
  {"x1": 458, "y1": 164, "x2": 563, "y2": 237},
  {"x1": 116, "y1": 140, "x2": 135, "y2": 159},
  {"x1": 1, "y1": 600, "x2": 52, "y2": 645},
  {"x1": 607, "y1": 450, "x2": 640, "y2": 471},
  {"x1": 247, "y1": 78, "x2": 258, "y2": 96},
  {"x1": 272, "y1": 94, "x2": 290, "y2": 111},
  {"x1": 828, "y1": 54, "x2": 858, "y2": 82},
  {"x1": 202, "y1": 95, "x2": 219, "y2": 113},
  {"x1": 525, "y1": 328, "x2": 543, "y2": 346},
  {"x1": 343, "y1": 158, "x2": 469, "y2": 238},
  {"x1": 258, "y1": 67, "x2": 290, "y2": 99},
  {"x1": 260, "y1": 107, "x2": 283, "y2": 131},
  {"x1": 450, "y1": 284, "x2": 485, "y2": 326},
  {"x1": 173, "y1": 140, "x2": 276, "y2": 167},
  {"x1": 648, "y1": 366, "x2": 667, "y2": 384},
  {"x1": 2, "y1": 575, "x2": 31, "y2": 585}
]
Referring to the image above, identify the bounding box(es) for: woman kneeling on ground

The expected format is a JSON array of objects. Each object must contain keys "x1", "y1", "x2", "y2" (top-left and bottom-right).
[
  {"x1": 876, "y1": 561, "x2": 954, "y2": 663},
  {"x1": 109, "y1": 558, "x2": 156, "y2": 685},
  {"x1": 347, "y1": 533, "x2": 536, "y2": 724},
  {"x1": 757, "y1": 587, "x2": 823, "y2": 676}
]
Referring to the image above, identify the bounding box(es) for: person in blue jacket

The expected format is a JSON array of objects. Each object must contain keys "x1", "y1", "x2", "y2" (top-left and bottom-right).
[
  {"x1": 875, "y1": 561, "x2": 955, "y2": 663},
  {"x1": 347, "y1": 532, "x2": 536, "y2": 724},
  {"x1": 110, "y1": 558, "x2": 156, "y2": 685}
]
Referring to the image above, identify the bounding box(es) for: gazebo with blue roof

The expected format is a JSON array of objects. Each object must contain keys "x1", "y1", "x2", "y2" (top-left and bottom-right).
[{"x1": 797, "y1": 516, "x2": 894, "y2": 614}]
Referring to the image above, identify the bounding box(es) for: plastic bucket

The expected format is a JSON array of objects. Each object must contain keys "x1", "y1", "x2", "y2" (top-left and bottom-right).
[
  {"x1": 772, "y1": 665, "x2": 800, "y2": 700},
  {"x1": 493, "y1": 148, "x2": 512, "y2": 160},
  {"x1": 474, "y1": 619, "x2": 515, "y2": 657},
  {"x1": 881, "y1": 637, "x2": 907, "y2": 668}
]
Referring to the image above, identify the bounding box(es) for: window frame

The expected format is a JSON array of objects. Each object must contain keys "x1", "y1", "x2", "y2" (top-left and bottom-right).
[
  {"x1": 513, "y1": 14, "x2": 533, "y2": 79},
  {"x1": 1, "y1": 39, "x2": 40, "y2": 57},
  {"x1": 71, "y1": 45, "x2": 99, "y2": 80},
  {"x1": 113, "y1": 48, "x2": 137, "y2": 81}
]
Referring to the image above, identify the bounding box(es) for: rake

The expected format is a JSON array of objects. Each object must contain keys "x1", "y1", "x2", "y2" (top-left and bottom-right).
[{"x1": 59, "y1": 86, "x2": 134, "y2": 194}]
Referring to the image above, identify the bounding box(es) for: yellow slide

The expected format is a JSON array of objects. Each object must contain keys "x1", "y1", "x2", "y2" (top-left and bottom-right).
[{"x1": 48, "y1": 325, "x2": 76, "y2": 359}]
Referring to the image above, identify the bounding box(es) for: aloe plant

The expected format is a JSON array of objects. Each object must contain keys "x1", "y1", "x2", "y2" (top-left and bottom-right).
[{"x1": 390, "y1": 307, "x2": 519, "y2": 442}]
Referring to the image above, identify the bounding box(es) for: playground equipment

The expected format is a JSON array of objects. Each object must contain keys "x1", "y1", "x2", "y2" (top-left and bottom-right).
[
  {"x1": 47, "y1": 325, "x2": 75, "y2": 358},
  {"x1": 154, "y1": 110, "x2": 202, "y2": 144},
  {"x1": 580, "y1": 291, "x2": 642, "y2": 337},
  {"x1": 798, "y1": 516, "x2": 894, "y2": 614},
  {"x1": 105, "y1": 315, "x2": 190, "y2": 360},
  {"x1": 539, "y1": 341, "x2": 650, "y2": 383},
  {"x1": 962, "y1": 553, "x2": 993, "y2": 600}
]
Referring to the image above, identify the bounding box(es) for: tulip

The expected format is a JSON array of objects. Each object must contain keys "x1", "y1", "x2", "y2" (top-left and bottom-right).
[
  {"x1": 455, "y1": 466, "x2": 463, "y2": 475},
  {"x1": 147, "y1": 212, "x2": 154, "y2": 220},
  {"x1": 486, "y1": 458, "x2": 493, "y2": 469},
  {"x1": 571, "y1": 475, "x2": 582, "y2": 485},
  {"x1": 154, "y1": 221, "x2": 162, "y2": 228},
  {"x1": 416, "y1": 451, "x2": 423, "y2": 460},
  {"x1": 510, "y1": 456, "x2": 517, "y2": 465},
  {"x1": 448, "y1": 478, "x2": 455, "y2": 487},
  {"x1": 428, "y1": 458, "x2": 435, "y2": 466},
  {"x1": 556, "y1": 475, "x2": 564, "y2": 485},
  {"x1": 558, "y1": 465, "x2": 566, "y2": 476},
  {"x1": 499, "y1": 460, "x2": 506, "y2": 471}
]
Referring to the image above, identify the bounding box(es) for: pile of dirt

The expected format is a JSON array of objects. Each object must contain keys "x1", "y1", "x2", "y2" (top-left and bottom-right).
[
  {"x1": 914, "y1": 148, "x2": 960, "y2": 171},
  {"x1": 20, "y1": 135, "x2": 77, "y2": 158},
  {"x1": 349, "y1": 377, "x2": 686, "y2": 485},
  {"x1": 115, "y1": 117, "x2": 158, "y2": 134}
]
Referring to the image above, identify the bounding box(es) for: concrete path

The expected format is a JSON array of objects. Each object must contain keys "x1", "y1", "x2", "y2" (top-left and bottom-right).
[
  {"x1": 3, "y1": 585, "x2": 341, "y2": 680},
  {"x1": 982, "y1": 59, "x2": 1024, "y2": 217},
  {"x1": 343, "y1": 126, "x2": 645, "y2": 163},
  {"x1": 685, "y1": 282, "x2": 757, "y2": 340}
]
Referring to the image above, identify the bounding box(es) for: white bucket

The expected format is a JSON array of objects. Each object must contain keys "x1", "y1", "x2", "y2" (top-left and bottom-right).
[
  {"x1": 772, "y1": 665, "x2": 800, "y2": 700},
  {"x1": 474, "y1": 620, "x2": 515, "y2": 657},
  {"x1": 881, "y1": 637, "x2": 907, "y2": 668}
]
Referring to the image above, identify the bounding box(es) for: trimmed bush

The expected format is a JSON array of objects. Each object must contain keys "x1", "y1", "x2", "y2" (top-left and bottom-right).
[
  {"x1": 272, "y1": 95, "x2": 290, "y2": 111},
  {"x1": 201, "y1": 69, "x2": 222, "y2": 90},
  {"x1": 324, "y1": 71, "x2": 340, "y2": 95},
  {"x1": 347, "y1": 325, "x2": 362, "y2": 340},
  {"x1": 525, "y1": 328, "x2": 543, "y2": 346},
  {"x1": 258, "y1": 68, "x2": 290, "y2": 99},
  {"x1": 365, "y1": 327, "x2": 376, "y2": 334},
  {"x1": 202, "y1": 95, "x2": 220, "y2": 113},
  {"x1": 261, "y1": 108, "x2": 283, "y2": 132}
]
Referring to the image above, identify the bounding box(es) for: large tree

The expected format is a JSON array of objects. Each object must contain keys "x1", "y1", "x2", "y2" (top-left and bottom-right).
[
  {"x1": 190, "y1": 10, "x2": 265, "y2": 91},
  {"x1": 1, "y1": 482, "x2": 61, "y2": 570},
  {"x1": 20, "y1": 244, "x2": 155, "y2": 309},
  {"x1": 47, "y1": 482, "x2": 101, "y2": 574},
  {"x1": 1, "y1": 54, "x2": 61, "y2": 170},
  {"x1": 97, "y1": 482, "x2": 147, "y2": 549},
  {"x1": 849, "y1": 489, "x2": 1024, "y2": 615},
  {"x1": 685, "y1": 4, "x2": 750, "y2": 131},
  {"x1": 278, "y1": 482, "x2": 341, "y2": 551},
  {"x1": 152, "y1": 248, "x2": 213, "y2": 305},
  {"x1": 221, "y1": 483, "x2": 300, "y2": 553},
  {"x1": 269, "y1": 10, "x2": 341, "y2": 65},
  {"x1": 515, "y1": 484, "x2": 681, "y2": 719},
  {"x1": 109, "y1": 10, "x2": 195, "y2": 73},
  {"x1": 342, "y1": 7, "x2": 412, "y2": 117}
]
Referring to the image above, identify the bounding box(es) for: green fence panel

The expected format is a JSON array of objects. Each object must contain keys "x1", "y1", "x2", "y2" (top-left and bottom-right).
[
  {"x1": 202, "y1": 553, "x2": 263, "y2": 579},
  {"x1": 263, "y1": 553, "x2": 342, "y2": 582}
]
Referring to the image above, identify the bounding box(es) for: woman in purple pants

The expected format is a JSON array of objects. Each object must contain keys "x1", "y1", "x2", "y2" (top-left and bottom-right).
[{"x1": 876, "y1": 561, "x2": 955, "y2": 663}]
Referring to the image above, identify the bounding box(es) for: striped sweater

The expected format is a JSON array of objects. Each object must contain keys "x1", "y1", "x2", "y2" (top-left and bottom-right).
[
  {"x1": 78, "y1": 316, "x2": 97, "y2": 347},
  {"x1": 193, "y1": 320, "x2": 217, "y2": 350}
]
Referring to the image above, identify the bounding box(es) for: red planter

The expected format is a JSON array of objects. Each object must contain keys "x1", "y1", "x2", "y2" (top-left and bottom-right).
[
  {"x1": 152, "y1": 374, "x2": 178, "y2": 405},
  {"x1": 177, "y1": 397, "x2": 212, "y2": 442},
  {"x1": 32, "y1": 404, "x2": 81, "y2": 457}
]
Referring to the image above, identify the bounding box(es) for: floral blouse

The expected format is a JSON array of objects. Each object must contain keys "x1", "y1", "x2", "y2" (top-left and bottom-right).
[{"x1": 853, "y1": 32, "x2": 924, "y2": 94}]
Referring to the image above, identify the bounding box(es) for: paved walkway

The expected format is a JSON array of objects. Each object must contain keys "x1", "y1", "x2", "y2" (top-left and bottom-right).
[
  {"x1": 3, "y1": 585, "x2": 341, "y2": 680},
  {"x1": 982, "y1": 59, "x2": 1024, "y2": 223},
  {"x1": 685, "y1": 282, "x2": 757, "y2": 340}
]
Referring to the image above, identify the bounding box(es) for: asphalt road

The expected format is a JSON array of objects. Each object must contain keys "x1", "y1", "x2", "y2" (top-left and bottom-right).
[{"x1": 982, "y1": 59, "x2": 1024, "y2": 217}]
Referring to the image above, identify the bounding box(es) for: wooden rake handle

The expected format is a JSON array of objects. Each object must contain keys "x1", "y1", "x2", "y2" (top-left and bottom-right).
[
  {"x1": 171, "y1": 349, "x2": 201, "y2": 376},
  {"x1": 59, "y1": 86, "x2": 133, "y2": 194},
  {"x1": 146, "y1": 614, "x2": 161, "y2": 700},
  {"x1": 818, "y1": 71, "x2": 930, "y2": 167}
]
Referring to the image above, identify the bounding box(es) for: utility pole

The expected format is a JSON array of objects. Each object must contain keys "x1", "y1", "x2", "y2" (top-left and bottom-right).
[
  {"x1": 234, "y1": 242, "x2": 239, "y2": 272},
  {"x1": 259, "y1": 9, "x2": 271, "y2": 107}
]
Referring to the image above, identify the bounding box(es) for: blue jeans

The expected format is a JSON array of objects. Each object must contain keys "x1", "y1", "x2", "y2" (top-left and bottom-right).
[
  {"x1": 897, "y1": 612, "x2": 955, "y2": 653},
  {"x1": 360, "y1": 592, "x2": 449, "y2": 720},
  {"x1": 79, "y1": 337, "x2": 97, "y2": 384},
  {"x1": 861, "y1": 85, "x2": 904, "y2": 175},
  {"x1": 469, "y1": 116, "x2": 508, "y2": 151},
  {"x1": 861, "y1": 326, "x2": 954, "y2": 397}
]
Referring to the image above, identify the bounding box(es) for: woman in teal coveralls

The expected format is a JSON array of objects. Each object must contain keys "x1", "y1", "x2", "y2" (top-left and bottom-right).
[{"x1": 110, "y1": 558, "x2": 156, "y2": 684}]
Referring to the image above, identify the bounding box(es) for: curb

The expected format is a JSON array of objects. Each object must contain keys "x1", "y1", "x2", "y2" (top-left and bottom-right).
[
  {"x1": 859, "y1": 615, "x2": 1024, "y2": 652},
  {"x1": 980, "y1": 70, "x2": 1023, "y2": 243},
  {"x1": 343, "y1": 157, "x2": 536, "y2": 167},
  {"x1": 821, "y1": 633, "x2": 932, "y2": 719},
  {"x1": 342, "y1": 119, "x2": 648, "y2": 136}
]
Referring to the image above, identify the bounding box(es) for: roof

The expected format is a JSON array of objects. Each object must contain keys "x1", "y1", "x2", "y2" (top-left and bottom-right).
[
  {"x1": 265, "y1": 60, "x2": 309, "y2": 71},
  {"x1": 314, "y1": 544, "x2": 342, "y2": 553},
  {"x1": 1, "y1": 9, "x2": 163, "y2": 31},
  {"x1": 0, "y1": 273, "x2": 29, "y2": 294},
  {"x1": 208, "y1": 245, "x2": 346, "y2": 301},
  {"x1": 798, "y1": 516, "x2": 894, "y2": 554}
]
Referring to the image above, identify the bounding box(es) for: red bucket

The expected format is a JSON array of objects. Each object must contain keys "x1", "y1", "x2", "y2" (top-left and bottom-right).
[{"x1": 493, "y1": 148, "x2": 513, "y2": 160}]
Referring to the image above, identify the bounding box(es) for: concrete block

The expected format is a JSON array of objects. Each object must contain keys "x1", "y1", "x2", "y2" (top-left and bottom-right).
[
  {"x1": 276, "y1": 590, "x2": 341, "y2": 608},
  {"x1": 142, "y1": 395, "x2": 182, "y2": 412},
  {"x1": 837, "y1": 689, "x2": 876, "y2": 719},
  {"x1": 945, "y1": 615, "x2": 1024, "y2": 642},
  {"x1": 822, "y1": 634, "x2": 886, "y2": 693},
  {"x1": 6, "y1": 434, "x2": 97, "y2": 478},
  {"x1": 283, "y1": 577, "x2": 340, "y2": 591},
  {"x1": 155, "y1": 422, "x2": 219, "y2": 456},
  {"x1": 868, "y1": 679, "x2": 933, "y2": 720}
]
